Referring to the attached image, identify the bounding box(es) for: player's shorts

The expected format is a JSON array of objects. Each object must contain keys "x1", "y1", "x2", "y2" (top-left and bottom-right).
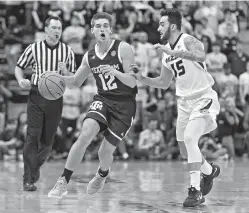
[
  {"x1": 84, "y1": 94, "x2": 136, "y2": 146},
  {"x1": 176, "y1": 87, "x2": 220, "y2": 142}
]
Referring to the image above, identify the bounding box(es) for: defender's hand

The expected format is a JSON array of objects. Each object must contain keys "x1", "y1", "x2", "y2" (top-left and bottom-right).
[{"x1": 129, "y1": 64, "x2": 143, "y2": 81}]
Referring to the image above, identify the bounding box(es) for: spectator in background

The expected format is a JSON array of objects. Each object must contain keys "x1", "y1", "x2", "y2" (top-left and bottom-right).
[
  {"x1": 239, "y1": 61, "x2": 249, "y2": 107},
  {"x1": 206, "y1": 42, "x2": 227, "y2": 79},
  {"x1": 228, "y1": 42, "x2": 249, "y2": 78},
  {"x1": 193, "y1": 21, "x2": 212, "y2": 53},
  {"x1": 217, "y1": 98, "x2": 239, "y2": 159},
  {"x1": 134, "y1": 117, "x2": 165, "y2": 160},
  {"x1": 63, "y1": 13, "x2": 86, "y2": 69},
  {"x1": 227, "y1": 1, "x2": 246, "y2": 32},
  {"x1": 194, "y1": 1, "x2": 223, "y2": 34},
  {"x1": 221, "y1": 23, "x2": 238, "y2": 56},
  {"x1": 218, "y1": 63, "x2": 238, "y2": 105},
  {"x1": 54, "y1": 86, "x2": 82, "y2": 159},
  {"x1": 200, "y1": 17, "x2": 216, "y2": 43},
  {"x1": 243, "y1": 95, "x2": 249, "y2": 157},
  {"x1": 4, "y1": 15, "x2": 23, "y2": 73},
  {"x1": 218, "y1": 9, "x2": 238, "y2": 38},
  {"x1": 199, "y1": 134, "x2": 228, "y2": 160}
]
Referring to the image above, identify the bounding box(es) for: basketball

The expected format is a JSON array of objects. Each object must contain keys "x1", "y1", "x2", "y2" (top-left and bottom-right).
[{"x1": 38, "y1": 72, "x2": 66, "y2": 100}]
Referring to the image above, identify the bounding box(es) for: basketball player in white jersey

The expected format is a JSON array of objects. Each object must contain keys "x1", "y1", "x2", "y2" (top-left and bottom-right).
[{"x1": 130, "y1": 8, "x2": 220, "y2": 207}]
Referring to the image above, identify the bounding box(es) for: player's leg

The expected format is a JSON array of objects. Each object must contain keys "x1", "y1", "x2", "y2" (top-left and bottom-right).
[
  {"x1": 48, "y1": 97, "x2": 108, "y2": 198},
  {"x1": 182, "y1": 117, "x2": 207, "y2": 207},
  {"x1": 23, "y1": 95, "x2": 44, "y2": 191},
  {"x1": 87, "y1": 137, "x2": 116, "y2": 195},
  {"x1": 87, "y1": 99, "x2": 136, "y2": 195}
]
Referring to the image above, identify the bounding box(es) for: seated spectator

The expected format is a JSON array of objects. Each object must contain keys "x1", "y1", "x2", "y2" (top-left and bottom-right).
[
  {"x1": 200, "y1": 17, "x2": 216, "y2": 43},
  {"x1": 206, "y1": 42, "x2": 227, "y2": 79},
  {"x1": 52, "y1": 86, "x2": 82, "y2": 159},
  {"x1": 220, "y1": 23, "x2": 238, "y2": 56},
  {"x1": 218, "y1": 9, "x2": 238, "y2": 38},
  {"x1": 228, "y1": 42, "x2": 249, "y2": 78},
  {"x1": 217, "y1": 98, "x2": 239, "y2": 159},
  {"x1": 239, "y1": 61, "x2": 249, "y2": 107},
  {"x1": 4, "y1": 15, "x2": 23, "y2": 73},
  {"x1": 243, "y1": 96, "x2": 249, "y2": 157},
  {"x1": 218, "y1": 63, "x2": 238, "y2": 105},
  {"x1": 62, "y1": 14, "x2": 86, "y2": 69},
  {"x1": 199, "y1": 134, "x2": 228, "y2": 160},
  {"x1": 133, "y1": 117, "x2": 165, "y2": 160}
]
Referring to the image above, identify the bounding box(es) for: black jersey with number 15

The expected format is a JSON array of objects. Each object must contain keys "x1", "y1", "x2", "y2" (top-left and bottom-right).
[{"x1": 87, "y1": 39, "x2": 137, "y2": 100}]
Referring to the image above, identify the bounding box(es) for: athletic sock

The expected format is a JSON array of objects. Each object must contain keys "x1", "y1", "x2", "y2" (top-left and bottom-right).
[
  {"x1": 200, "y1": 160, "x2": 212, "y2": 175},
  {"x1": 62, "y1": 168, "x2": 73, "y2": 183},
  {"x1": 190, "y1": 171, "x2": 201, "y2": 190}
]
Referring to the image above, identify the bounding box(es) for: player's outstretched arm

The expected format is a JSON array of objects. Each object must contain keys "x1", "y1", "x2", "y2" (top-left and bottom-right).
[
  {"x1": 62, "y1": 53, "x2": 91, "y2": 88},
  {"x1": 100, "y1": 42, "x2": 137, "y2": 88},
  {"x1": 172, "y1": 36, "x2": 205, "y2": 62},
  {"x1": 130, "y1": 64, "x2": 173, "y2": 89}
]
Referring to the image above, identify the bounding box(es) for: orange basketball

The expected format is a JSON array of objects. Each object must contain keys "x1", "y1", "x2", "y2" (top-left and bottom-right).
[{"x1": 38, "y1": 72, "x2": 66, "y2": 100}]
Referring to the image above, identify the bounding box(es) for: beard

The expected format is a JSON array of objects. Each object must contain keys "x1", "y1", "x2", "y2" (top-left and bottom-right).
[{"x1": 160, "y1": 25, "x2": 171, "y2": 44}]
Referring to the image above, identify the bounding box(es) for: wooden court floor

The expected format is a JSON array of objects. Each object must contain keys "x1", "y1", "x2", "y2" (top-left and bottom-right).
[{"x1": 0, "y1": 159, "x2": 249, "y2": 213}]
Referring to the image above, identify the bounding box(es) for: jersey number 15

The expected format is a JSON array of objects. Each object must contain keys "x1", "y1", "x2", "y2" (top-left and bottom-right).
[
  {"x1": 170, "y1": 60, "x2": 186, "y2": 78},
  {"x1": 99, "y1": 74, "x2": 117, "y2": 91}
]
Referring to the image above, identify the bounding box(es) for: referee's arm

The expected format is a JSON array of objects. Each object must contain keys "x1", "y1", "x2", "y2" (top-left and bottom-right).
[
  {"x1": 61, "y1": 47, "x2": 76, "y2": 76},
  {"x1": 15, "y1": 44, "x2": 35, "y2": 87}
]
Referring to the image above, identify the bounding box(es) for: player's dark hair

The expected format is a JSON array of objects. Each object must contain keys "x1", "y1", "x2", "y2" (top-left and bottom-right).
[
  {"x1": 160, "y1": 8, "x2": 182, "y2": 30},
  {"x1": 91, "y1": 12, "x2": 113, "y2": 27},
  {"x1": 45, "y1": 16, "x2": 62, "y2": 27}
]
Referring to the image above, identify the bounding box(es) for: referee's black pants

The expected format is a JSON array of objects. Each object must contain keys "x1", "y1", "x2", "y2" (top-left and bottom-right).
[{"x1": 23, "y1": 86, "x2": 62, "y2": 184}]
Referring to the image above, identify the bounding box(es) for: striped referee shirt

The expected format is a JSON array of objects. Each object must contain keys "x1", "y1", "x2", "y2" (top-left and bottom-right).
[{"x1": 17, "y1": 40, "x2": 76, "y2": 85}]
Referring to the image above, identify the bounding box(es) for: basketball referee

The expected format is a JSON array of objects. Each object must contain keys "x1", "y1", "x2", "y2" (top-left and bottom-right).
[{"x1": 14, "y1": 16, "x2": 76, "y2": 191}]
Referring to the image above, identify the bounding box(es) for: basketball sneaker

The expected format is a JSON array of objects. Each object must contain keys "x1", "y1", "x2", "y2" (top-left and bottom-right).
[
  {"x1": 183, "y1": 186, "x2": 205, "y2": 207},
  {"x1": 87, "y1": 169, "x2": 108, "y2": 195},
  {"x1": 48, "y1": 177, "x2": 68, "y2": 198},
  {"x1": 200, "y1": 163, "x2": 220, "y2": 196}
]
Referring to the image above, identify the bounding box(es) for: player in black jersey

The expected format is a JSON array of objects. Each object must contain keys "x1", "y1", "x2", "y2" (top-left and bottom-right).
[{"x1": 48, "y1": 12, "x2": 137, "y2": 198}]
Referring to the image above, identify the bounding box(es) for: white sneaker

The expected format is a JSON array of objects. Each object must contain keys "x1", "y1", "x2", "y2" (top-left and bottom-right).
[
  {"x1": 87, "y1": 169, "x2": 108, "y2": 195},
  {"x1": 48, "y1": 177, "x2": 68, "y2": 198}
]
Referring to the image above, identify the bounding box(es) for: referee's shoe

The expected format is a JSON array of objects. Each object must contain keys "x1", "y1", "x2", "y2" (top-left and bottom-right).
[{"x1": 23, "y1": 182, "x2": 37, "y2": 191}]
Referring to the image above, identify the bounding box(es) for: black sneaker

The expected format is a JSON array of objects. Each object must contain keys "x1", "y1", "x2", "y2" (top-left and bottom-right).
[
  {"x1": 200, "y1": 163, "x2": 220, "y2": 196},
  {"x1": 183, "y1": 186, "x2": 205, "y2": 207},
  {"x1": 23, "y1": 182, "x2": 37, "y2": 191}
]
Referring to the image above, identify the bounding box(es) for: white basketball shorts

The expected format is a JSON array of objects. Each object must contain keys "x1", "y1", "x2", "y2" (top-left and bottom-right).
[{"x1": 176, "y1": 87, "x2": 220, "y2": 142}]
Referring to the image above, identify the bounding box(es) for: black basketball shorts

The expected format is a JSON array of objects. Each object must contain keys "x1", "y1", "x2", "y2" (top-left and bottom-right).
[{"x1": 84, "y1": 94, "x2": 136, "y2": 146}]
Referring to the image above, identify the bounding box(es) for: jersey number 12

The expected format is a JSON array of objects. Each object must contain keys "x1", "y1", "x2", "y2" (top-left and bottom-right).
[
  {"x1": 170, "y1": 60, "x2": 186, "y2": 78},
  {"x1": 99, "y1": 74, "x2": 117, "y2": 91}
]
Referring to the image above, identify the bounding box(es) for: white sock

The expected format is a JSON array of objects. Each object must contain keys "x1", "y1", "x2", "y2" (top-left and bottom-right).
[
  {"x1": 200, "y1": 160, "x2": 212, "y2": 175},
  {"x1": 190, "y1": 171, "x2": 201, "y2": 190}
]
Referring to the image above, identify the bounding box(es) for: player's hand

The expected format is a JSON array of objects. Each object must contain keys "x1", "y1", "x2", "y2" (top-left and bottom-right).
[
  {"x1": 129, "y1": 64, "x2": 143, "y2": 81},
  {"x1": 100, "y1": 65, "x2": 118, "y2": 76},
  {"x1": 153, "y1": 43, "x2": 173, "y2": 55},
  {"x1": 58, "y1": 61, "x2": 68, "y2": 75},
  {"x1": 19, "y1": 79, "x2": 31, "y2": 89}
]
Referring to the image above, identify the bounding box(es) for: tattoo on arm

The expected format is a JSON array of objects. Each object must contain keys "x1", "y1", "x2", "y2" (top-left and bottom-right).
[{"x1": 173, "y1": 36, "x2": 206, "y2": 62}]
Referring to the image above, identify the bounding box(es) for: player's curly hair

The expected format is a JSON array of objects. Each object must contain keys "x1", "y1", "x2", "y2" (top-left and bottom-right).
[
  {"x1": 160, "y1": 8, "x2": 182, "y2": 30},
  {"x1": 91, "y1": 12, "x2": 113, "y2": 27}
]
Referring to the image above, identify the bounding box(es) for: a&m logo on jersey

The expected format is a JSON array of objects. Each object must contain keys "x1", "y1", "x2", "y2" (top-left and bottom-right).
[
  {"x1": 90, "y1": 101, "x2": 103, "y2": 111},
  {"x1": 111, "y1": 51, "x2": 116, "y2": 57}
]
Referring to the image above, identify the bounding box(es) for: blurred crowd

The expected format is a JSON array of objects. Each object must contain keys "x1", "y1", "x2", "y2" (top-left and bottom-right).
[{"x1": 0, "y1": 1, "x2": 249, "y2": 162}]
